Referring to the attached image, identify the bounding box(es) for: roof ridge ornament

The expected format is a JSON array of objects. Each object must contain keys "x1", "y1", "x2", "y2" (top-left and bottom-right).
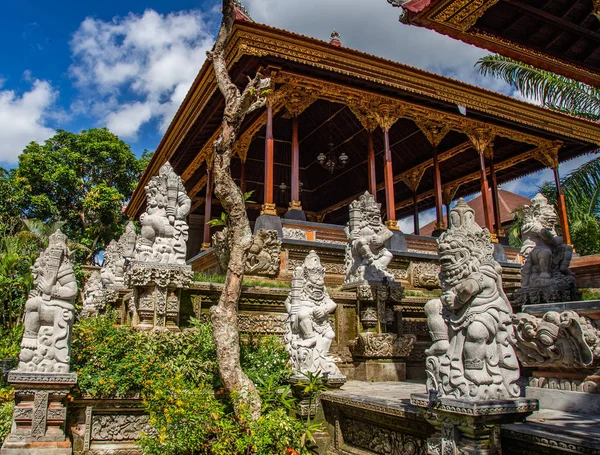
[
  {"x1": 233, "y1": 0, "x2": 253, "y2": 22},
  {"x1": 329, "y1": 30, "x2": 341, "y2": 47}
]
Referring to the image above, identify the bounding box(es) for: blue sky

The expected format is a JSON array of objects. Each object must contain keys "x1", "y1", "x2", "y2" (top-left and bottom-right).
[{"x1": 1, "y1": 0, "x2": 597, "y2": 231}]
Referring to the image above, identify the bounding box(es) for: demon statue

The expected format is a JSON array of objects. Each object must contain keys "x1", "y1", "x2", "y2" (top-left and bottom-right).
[
  {"x1": 513, "y1": 193, "x2": 579, "y2": 306},
  {"x1": 81, "y1": 271, "x2": 107, "y2": 318},
  {"x1": 18, "y1": 230, "x2": 77, "y2": 373},
  {"x1": 101, "y1": 221, "x2": 137, "y2": 288},
  {"x1": 344, "y1": 191, "x2": 394, "y2": 284},
  {"x1": 424, "y1": 199, "x2": 520, "y2": 400},
  {"x1": 284, "y1": 250, "x2": 344, "y2": 378},
  {"x1": 134, "y1": 162, "x2": 191, "y2": 265}
]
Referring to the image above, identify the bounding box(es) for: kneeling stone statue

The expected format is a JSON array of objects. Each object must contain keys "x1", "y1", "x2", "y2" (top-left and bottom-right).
[
  {"x1": 284, "y1": 250, "x2": 344, "y2": 379},
  {"x1": 424, "y1": 199, "x2": 520, "y2": 400}
]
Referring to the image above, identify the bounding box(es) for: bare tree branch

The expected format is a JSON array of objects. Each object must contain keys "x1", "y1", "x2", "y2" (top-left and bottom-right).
[{"x1": 207, "y1": 0, "x2": 271, "y2": 423}]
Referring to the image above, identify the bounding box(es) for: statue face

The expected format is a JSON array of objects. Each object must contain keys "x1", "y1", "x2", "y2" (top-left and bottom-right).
[
  {"x1": 539, "y1": 209, "x2": 557, "y2": 229},
  {"x1": 439, "y1": 239, "x2": 471, "y2": 284},
  {"x1": 366, "y1": 211, "x2": 381, "y2": 228}
]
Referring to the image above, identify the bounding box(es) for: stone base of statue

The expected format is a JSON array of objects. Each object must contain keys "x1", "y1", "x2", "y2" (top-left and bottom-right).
[
  {"x1": 512, "y1": 278, "x2": 581, "y2": 307},
  {"x1": 410, "y1": 394, "x2": 538, "y2": 455},
  {"x1": 289, "y1": 373, "x2": 346, "y2": 420},
  {"x1": 125, "y1": 262, "x2": 193, "y2": 331},
  {"x1": 1, "y1": 372, "x2": 77, "y2": 455},
  {"x1": 344, "y1": 281, "x2": 413, "y2": 381}
]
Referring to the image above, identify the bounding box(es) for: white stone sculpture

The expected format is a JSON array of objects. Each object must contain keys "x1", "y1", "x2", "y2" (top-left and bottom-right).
[
  {"x1": 101, "y1": 221, "x2": 137, "y2": 288},
  {"x1": 514, "y1": 193, "x2": 580, "y2": 305},
  {"x1": 81, "y1": 271, "x2": 108, "y2": 318},
  {"x1": 344, "y1": 191, "x2": 393, "y2": 284},
  {"x1": 284, "y1": 250, "x2": 343, "y2": 377},
  {"x1": 135, "y1": 162, "x2": 191, "y2": 265},
  {"x1": 424, "y1": 199, "x2": 520, "y2": 400},
  {"x1": 19, "y1": 230, "x2": 77, "y2": 373}
]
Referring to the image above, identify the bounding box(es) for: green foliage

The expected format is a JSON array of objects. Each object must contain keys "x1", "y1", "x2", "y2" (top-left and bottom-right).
[
  {"x1": 15, "y1": 128, "x2": 145, "y2": 264},
  {"x1": 476, "y1": 55, "x2": 600, "y2": 121},
  {"x1": 0, "y1": 387, "x2": 14, "y2": 445},
  {"x1": 70, "y1": 315, "x2": 309, "y2": 454},
  {"x1": 193, "y1": 272, "x2": 291, "y2": 288},
  {"x1": 207, "y1": 191, "x2": 255, "y2": 227},
  {"x1": 581, "y1": 289, "x2": 600, "y2": 301},
  {"x1": 193, "y1": 272, "x2": 227, "y2": 283},
  {"x1": 0, "y1": 326, "x2": 23, "y2": 360}
]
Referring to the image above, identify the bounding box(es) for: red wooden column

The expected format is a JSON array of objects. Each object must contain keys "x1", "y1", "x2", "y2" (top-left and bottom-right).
[
  {"x1": 261, "y1": 100, "x2": 276, "y2": 215},
  {"x1": 468, "y1": 128, "x2": 495, "y2": 237},
  {"x1": 553, "y1": 167, "x2": 572, "y2": 245},
  {"x1": 413, "y1": 191, "x2": 419, "y2": 235},
  {"x1": 201, "y1": 167, "x2": 213, "y2": 250},
  {"x1": 432, "y1": 146, "x2": 445, "y2": 230},
  {"x1": 488, "y1": 152, "x2": 504, "y2": 238},
  {"x1": 367, "y1": 131, "x2": 377, "y2": 199},
  {"x1": 289, "y1": 115, "x2": 302, "y2": 211},
  {"x1": 383, "y1": 127, "x2": 398, "y2": 230},
  {"x1": 240, "y1": 160, "x2": 246, "y2": 193}
]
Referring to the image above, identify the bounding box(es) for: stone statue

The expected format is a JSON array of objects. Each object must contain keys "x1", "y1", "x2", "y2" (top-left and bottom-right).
[
  {"x1": 424, "y1": 199, "x2": 520, "y2": 400},
  {"x1": 19, "y1": 230, "x2": 77, "y2": 373},
  {"x1": 135, "y1": 162, "x2": 191, "y2": 265},
  {"x1": 81, "y1": 271, "x2": 108, "y2": 318},
  {"x1": 101, "y1": 221, "x2": 137, "y2": 288},
  {"x1": 513, "y1": 310, "x2": 600, "y2": 369},
  {"x1": 212, "y1": 228, "x2": 281, "y2": 277},
  {"x1": 344, "y1": 191, "x2": 393, "y2": 284},
  {"x1": 284, "y1": 250, "x2": 342, "y2": 376},
  {"x1": 514, "y1": 193, "x2": 580, "y2": 306}
]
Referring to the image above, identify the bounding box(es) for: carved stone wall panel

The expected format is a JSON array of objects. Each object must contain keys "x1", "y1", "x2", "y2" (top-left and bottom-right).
[
  {"x1": 91, "y1": 414, "x2": 152, "y2": 442},
  {"x1": 238, "y1": 313, "x2": 287, "y2": 334},
  {"x1": 410, "y1": 262, "x2": 440, "y2": 289},
  {"x1": 341, "y1": 417, "x2": 427, "y2": 455}
]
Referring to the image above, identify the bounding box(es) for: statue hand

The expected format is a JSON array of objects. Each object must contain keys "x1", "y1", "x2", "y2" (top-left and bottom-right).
[
  {"x1": 441, "y1": 291, "x2": 457, "y2": 309},
  {"x1": 313, "y1": 306, "x2": 326, "y2": 318}
]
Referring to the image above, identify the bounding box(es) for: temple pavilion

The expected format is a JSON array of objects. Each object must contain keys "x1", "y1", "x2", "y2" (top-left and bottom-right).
[{"x1": 125, "y1": 9, "x2": 600, "y2": 267}]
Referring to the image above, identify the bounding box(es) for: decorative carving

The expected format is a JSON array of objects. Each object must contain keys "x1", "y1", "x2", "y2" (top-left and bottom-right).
[
  {"x1": 101, "y1": 221, "x2": 137, "y2": 288},
  {"x1": 284, "y1": 251, "x2": 344, "y2": 377},
  {"x1": 125, "y1": 263, "x2": 193, "y2": 288},
  {"x1": 91, "y1": 415, "x2": 152, "y2": 441},
  {"x1": 344, "y1": 192, "x2": 394, "y2": 284},
  {"x1": 19, "y1": 230, "x2": 77, "y2": 374},
  {"x1": 283, "y1": 227, "x2": 307, "y2": 241},
  {"x1": 513, "y1": 310, "x2": 600, "y2": 369},
  {"x1": 398, "y1": 164, "x2": 427, "y2": 193},
  {"x1": 238, "y1": 313, "x2": 287, "y2": 334},
  {"x1": 30, "y1": 391, "x2": 49, "y2": 439},
  {"x1": 135, "y1": 162, "x2": 191, "y2": 265},
  {"x1": 411, "y1": 262, "x2": 440, "y2": 289},
  {"x1": 341, "y1": 417, "x2": 427, "y2": 455},
  {"x1": 513, "y1": 193, "x2": 580, "y2": 306},
  {"x1": 81, "y1": 271, "x2": 112, "y2": 318},
  {"x1": 465, "y1": 126, "x2": 496, "y2": 154},
  {"x1": 423, "y1": 199, "x2": 520, "y2": 399},
  {"x1": 213, "y1": 228, "x2": 281, "y2": 276},
  {"x1": 348, "y1": 332, "x2": 416, "y2": 358},
  {"x1": 414, "y1": 118, "x2": 450, "y2": 147},
  {"x1": 432, "y1": 0, "x2": 501, "y2": 32}
]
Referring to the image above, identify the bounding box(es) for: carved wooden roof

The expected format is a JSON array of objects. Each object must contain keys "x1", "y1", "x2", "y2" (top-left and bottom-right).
[
  {"x1": 396, "y1": 0, "x2": 600, "y2": 86},
  {"x1": 126, "y1": 19, "x2": 600, "y2": 227}
]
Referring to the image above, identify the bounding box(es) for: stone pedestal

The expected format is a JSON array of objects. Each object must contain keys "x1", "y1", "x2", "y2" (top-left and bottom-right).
[
  {"x1": 125, "y1": 262, "x2": 193, "y2": 331},
  {"x1": 344, "y1": 281, "x2": 415, "y2": 381},
  {"x1": 1, "y1": 372, "x2": 77, "y2": 455},
  {"x1": 410, "y1": 394, "x2": 538, "y2": 455},
  {"x1": 289, "y1": 373, "x2": 346, "y2": 420}
]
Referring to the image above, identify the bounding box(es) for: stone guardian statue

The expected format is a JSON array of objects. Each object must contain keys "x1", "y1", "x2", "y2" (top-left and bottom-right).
[
  {"x1": 513, "y1": 193, "x2": 580, "y2": 306},
  {"x1": 424, "y1": 199, "x2": 520, "y2": 400},
  {"x1": 284, "y1": 250, "x2": 344, "y2": 378}
]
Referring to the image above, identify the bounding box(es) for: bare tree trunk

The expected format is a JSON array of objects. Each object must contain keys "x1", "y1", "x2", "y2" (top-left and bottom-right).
[{"x1": 207, "y1": 0, "x2": 270, "y2": 422}]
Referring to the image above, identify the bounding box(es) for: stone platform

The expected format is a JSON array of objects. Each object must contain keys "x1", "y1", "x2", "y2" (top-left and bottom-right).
[{"x1": 320, "y1": 381, "x2": 599, "y2": 455}]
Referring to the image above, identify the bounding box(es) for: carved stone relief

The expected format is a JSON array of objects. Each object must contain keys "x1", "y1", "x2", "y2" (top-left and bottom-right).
[
  {"x1": 91, "y1": 415, "x2": 152, "y2": 442},
  {"x1": 341, "y1": 417, "x2": 427, "y2": 455},
  {"x1": 348, "y1": 332, "x2": 416, "y2": 358},
  {"x1": 411, "y1": 262, "x2": 440, "y2": 289}
]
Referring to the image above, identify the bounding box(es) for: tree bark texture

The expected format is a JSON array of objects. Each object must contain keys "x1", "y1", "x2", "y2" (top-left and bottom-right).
[{"x1": 207, "y1": 0, "x2": 270, "y2": 422}]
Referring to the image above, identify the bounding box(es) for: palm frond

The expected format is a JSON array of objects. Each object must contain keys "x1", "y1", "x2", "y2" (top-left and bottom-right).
[{"x1": 476, "y1": 55, "x2": 600, "y2": 119}]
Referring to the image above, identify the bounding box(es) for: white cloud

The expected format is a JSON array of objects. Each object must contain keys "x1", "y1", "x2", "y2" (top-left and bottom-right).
[
  {"x1": 69, "y1": 9, "x2": 217, "y2": 140},
  {"x1": 0, "y1": 78, "x2": 56, "y2": 164}
]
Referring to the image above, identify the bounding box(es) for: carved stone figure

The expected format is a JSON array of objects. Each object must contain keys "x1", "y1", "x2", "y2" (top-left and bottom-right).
[
  {"x1": 284, "y1": 250, "x2": 343, "y2": 377},
  {"x1": 101, "y1": 221, "x2": 137, "y2": 288},
  {"x1": 514, "y1": 193, "x2": 580, "y2": 306},
  {"x1": 344, "y1": 192, "x2": 393, "y2": 284},
  {"x1": 424, "y1": 199, "x2": 520, "y2": 400},
  {"x1": 213, "y1": 228, "x2": 281, "y2": 277},
  {"x1": 513, "y1": 310, "x2": 600, "y2": 369},
  {"x1": 135, "y1": 162, "x2": 191, "y2": 265},
  {"x1": 19, "y1": 230, "x2": 77, "y2": 374},
  {"x1": 81, "y1": 271, "x2": 108, "y2": 318}
]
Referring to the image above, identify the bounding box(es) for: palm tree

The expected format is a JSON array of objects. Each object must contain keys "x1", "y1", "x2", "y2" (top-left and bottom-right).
[
  {"x1": 476, "y1": 55, "x2": 600, "y2": 121},
  {"x1": 476, "y1": 55, "x2": 600, "y2": 255}
]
